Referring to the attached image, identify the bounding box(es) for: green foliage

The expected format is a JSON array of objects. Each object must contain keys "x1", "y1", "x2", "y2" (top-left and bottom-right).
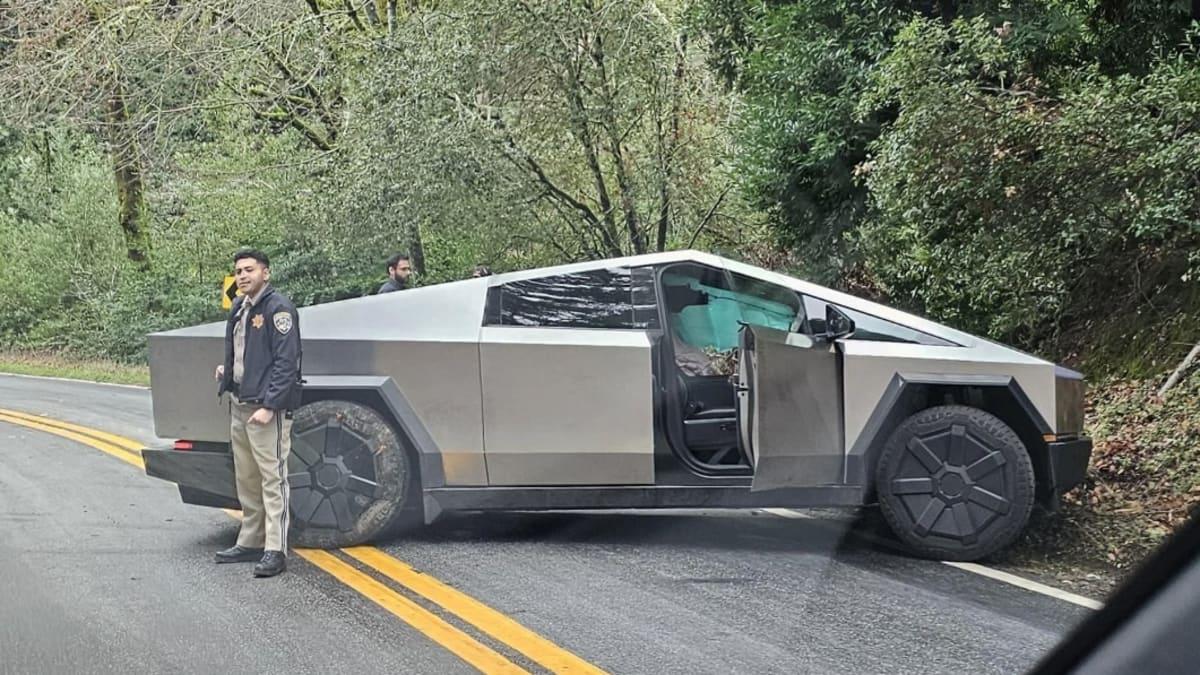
[
  {"x1": 857, "y1": 17, "x2": 1200, "y2": 356},
  {"x1": 0, "y1": 117, "x2": 306, "y2": 360},
  {"x1": 727, "y1": 1, "x2": 915, "y2": 278},
  {"x1": 692, "y1": 0, "x2": 1200, "y2": 369},
  {"x1": 1, "y1": 0, "x2": 1198, "y2": 377},
  {"x1": 0, "y1": 130, "x2": 122, "y2": 350},
  {"x1": 0, "y1": 350, "x2": 150, "y2": 386},
  {"x1": 0, "y1": 1, "x2": 763, "y2": 360}
]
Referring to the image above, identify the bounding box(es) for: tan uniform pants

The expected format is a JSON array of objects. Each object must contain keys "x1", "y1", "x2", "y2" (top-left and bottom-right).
[{"x1": 230, "y1": 399, "x2": 293, "y2": 553}]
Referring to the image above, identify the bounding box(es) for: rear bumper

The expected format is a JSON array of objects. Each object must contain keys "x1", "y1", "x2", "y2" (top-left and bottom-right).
[
  {"x1": 143, "y1": 448, "x2": 240, "y2": 510},
  {"x1": 1046, "y1": 437, "x2": 1093, "y2": 499}
]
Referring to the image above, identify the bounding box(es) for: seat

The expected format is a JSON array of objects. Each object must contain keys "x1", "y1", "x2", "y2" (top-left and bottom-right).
[
  {"x1": 677, "y1": 373, "x2": 738, "y2": 452},
  {"x1": 689, "y1": 406, "x2": 736, "y2": 421}
]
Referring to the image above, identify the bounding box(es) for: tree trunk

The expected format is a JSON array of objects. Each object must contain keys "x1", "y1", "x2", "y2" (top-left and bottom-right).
[
  {"x1": 408, "y1": 221, "x2": 426, "y2": 276},
  {"x1": 1159, "y1": 341, "x2": 1200, "y2": 397},
  {"x1": 656, "y1": 33, "x2": 686, "y2": 253},
  {"x1": 563, "y1": 67, "x2": 622, "y2": 256},
  {"x1": 106, "y1": 82, "x2": 150, "y2": 270},
  {"x1": 363, "y1": 0, "x2": 381, "y2": 25},
  {"x1": 41, "y1": 130, "x2": 53, "y2": 179},
  {"x1": 387, "y1": 0, "x2": 398, "y2": 35},
  {"x1": 588, "y1": 29, "x2": 645, "y2": 254}
]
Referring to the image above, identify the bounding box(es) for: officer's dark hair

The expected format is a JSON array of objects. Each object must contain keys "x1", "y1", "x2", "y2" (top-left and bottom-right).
[
  {"x1": 386, "y1": 253, "x2": 409, "y2": 271},
  {"x1": 234, "y1": 249, "x2": 270, "y2": 269}
]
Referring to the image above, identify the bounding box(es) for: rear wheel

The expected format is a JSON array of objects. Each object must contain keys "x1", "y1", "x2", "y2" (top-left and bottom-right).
[
  {"x1": 876, "y1": 405, "x2": 1035, "y2": 561},
  {"x1": 287, "y1": 399, "x2": 416, "y2": 549}
]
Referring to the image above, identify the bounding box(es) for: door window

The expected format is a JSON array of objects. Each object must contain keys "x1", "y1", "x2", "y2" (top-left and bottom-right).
[
  {"x1": 661, "y1": 266, "x2": 802, "y2": 352},
  {"x1": 727, "y1": 272, "x2": 804, "y2": 336}
]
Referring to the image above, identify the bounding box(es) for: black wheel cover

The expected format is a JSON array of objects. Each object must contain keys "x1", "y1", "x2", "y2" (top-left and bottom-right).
[
  {"x1": 287, "y1": 400, "x2": 411, "y2": 548},
  {"x1": 877, "y1": 405, "x2": 1035, "y2": 561}
]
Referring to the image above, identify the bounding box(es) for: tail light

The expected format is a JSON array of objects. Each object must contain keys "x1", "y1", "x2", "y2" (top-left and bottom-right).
[{"x1": 173, "y1": 440, "x2": 194, "y2": 451}]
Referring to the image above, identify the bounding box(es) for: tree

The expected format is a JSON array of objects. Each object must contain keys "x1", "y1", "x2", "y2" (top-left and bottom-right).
[
  {"x1": 301, "y1": 0, "x2": 758, "y2": 272},
  {"x1": 0, "y1": 2, "x2": 174, "y2": 267},
  {"x1": 0, "y1": 1, "x2": 360, "y2": 268}
]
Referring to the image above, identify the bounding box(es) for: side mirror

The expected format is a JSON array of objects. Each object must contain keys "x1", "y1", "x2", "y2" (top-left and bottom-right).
[{"x1": 825, "y1": 305, "x2": 855, "y2": 340}]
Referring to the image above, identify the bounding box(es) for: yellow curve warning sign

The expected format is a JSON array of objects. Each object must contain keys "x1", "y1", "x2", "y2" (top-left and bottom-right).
[{"x1": 222, "y1": 276, "x2": 242, "y2": 310}]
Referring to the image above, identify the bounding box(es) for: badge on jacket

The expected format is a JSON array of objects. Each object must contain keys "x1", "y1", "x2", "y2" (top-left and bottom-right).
[
  {"x1": 252, "y1": 314, "x2": 265, "y2": 330},
  {"x1": 273, "y1": 312, "x2": 294, "y2": 335}
]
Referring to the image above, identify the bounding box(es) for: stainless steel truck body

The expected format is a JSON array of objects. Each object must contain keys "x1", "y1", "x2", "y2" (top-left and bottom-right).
[{"x1": 143, "y1": 250, "x2": 1091, "y2": 560}]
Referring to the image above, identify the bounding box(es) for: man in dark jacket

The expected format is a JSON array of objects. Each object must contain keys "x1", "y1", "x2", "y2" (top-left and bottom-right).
[
  {"x1": 213, "y1": 249, "x2": 302, "y2": 578},
  {"x1": 378, "y1": 253, "x2": 413, "y2": 293}
]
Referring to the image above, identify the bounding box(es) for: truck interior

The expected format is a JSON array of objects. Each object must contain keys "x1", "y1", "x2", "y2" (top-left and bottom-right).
[{"x1": 655, "y1": 262, "x2": 806, "y2": 475}]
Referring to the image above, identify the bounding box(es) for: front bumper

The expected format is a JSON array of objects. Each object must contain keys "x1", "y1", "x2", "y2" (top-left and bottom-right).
[
  {"x1": 143, "y1": 447, "x2": 240, "y2": 510},
  {"x1": 1046, "y1": 437, "x2": 1093, "y2": 500}
]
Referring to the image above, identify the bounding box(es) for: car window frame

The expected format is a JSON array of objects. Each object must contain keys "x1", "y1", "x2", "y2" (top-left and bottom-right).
[
  {"x1": 802, "y1": 295, "x2": 958, "y2": 346},
  {"x1": 655, "y1": 261, "x2": 809, "y2": 351}
]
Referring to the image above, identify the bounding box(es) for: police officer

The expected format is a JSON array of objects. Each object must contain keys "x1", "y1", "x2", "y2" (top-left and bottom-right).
[{"x1": 213, "y1": 249, "x2": 302, "y2": 578}]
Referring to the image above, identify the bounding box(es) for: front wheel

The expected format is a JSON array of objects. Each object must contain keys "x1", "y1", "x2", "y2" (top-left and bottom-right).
[
  {"x1": 876, "y1": 405, "x2": 1035, "y2": 561},
  {"x1": 287, "y1": 399, "x2": 417, "y2": 549}
]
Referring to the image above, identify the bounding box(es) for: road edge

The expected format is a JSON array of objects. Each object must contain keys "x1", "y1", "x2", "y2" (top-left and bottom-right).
[
  {"x1": 0, "y1": 371, "x2": 149, "y2": 391},
  {"x1": 762, "y1": 508, "x2": 1105, "y2": 610}
]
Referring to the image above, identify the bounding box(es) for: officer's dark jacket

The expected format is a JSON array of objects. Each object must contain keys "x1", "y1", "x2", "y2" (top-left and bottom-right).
[{"x1": 217, "y1": 286, "x2": 303, "y2": 410}]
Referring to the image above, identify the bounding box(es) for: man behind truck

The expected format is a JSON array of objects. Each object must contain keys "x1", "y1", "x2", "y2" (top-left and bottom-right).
[
  {"x1": 378, "y1": 253, "x2": 413, "y2": 293},
  {"x1": 213, "y1": 249, "x2": 302, "y2": 578}
]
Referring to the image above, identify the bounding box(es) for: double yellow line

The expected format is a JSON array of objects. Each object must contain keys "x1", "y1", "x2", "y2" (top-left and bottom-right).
[
  {"x1": 0, "y1": 408, "x2": 146, "y2": 469},
  {"x1": 0, "y1": 408, "x2": 605, "y2": 675}
]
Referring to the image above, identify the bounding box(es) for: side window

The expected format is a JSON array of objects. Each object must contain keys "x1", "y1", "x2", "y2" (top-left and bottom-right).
[
  {"x1": 660, "y1": 264, "x2": 802, "y2": 352},
  {"x1": 661, "y1": 264, "x2": 736, "y2": 351},
  {"x1": 484, "y1": 267, "x2": 659, "y2": 330},
  {"x1": 727, "y1": 272, "x2": 804, "y2": 334},
  {"x1": 803, "y1": 296, "x2": 955, "y2": 346}
]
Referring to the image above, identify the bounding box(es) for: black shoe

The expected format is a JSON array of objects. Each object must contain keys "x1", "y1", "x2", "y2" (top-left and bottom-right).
[
  {"x1": 254, "y1": 551, "x2": 287, "y2": 578},
  {"x1": 215, "y1": 545, "x2": 264, "y2": 564}
]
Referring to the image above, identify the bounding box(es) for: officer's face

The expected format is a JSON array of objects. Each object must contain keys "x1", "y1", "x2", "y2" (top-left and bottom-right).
[{"x1": 234, "y1": 258, "x2": 270, "y2": 296}]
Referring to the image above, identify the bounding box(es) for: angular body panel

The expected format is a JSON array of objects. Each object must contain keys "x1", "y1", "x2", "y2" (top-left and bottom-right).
[
  {"x1": 479, "y1": 327, "x2": 655, "y2": 485},
  {"x1": 840, "y1": 341, "x2": 1056, "y2": 450},
  {"x1": 150, "y1": 279, "x2": 491, "y2": 485},
  {"x1": 740, "y1": 326, "x2": 844, "y2": 491},
  {"x1": 148, "y1": 332, "x2": 227, "y2": 441}
]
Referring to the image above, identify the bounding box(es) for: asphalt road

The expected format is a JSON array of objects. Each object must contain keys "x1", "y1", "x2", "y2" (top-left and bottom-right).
[{"x1": 0, "y1": 374, "x2": 1092, "y2": 674}]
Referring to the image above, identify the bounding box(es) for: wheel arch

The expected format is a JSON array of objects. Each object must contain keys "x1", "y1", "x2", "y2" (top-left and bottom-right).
[
  {"x1": 300, "y1": 375, "x2": 445, "y2": 504},
  {"x1": 847, "y1": 373, "x2": 1054, "y2": 506}
]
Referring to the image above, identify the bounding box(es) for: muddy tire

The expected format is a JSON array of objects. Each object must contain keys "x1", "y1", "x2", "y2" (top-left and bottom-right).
[
  {"x1": 876, "y1": 405, "x2": 1035, "y2": 562},
  {"x1": 286, "y1": 399, "x2": 416, "y2": 549}
]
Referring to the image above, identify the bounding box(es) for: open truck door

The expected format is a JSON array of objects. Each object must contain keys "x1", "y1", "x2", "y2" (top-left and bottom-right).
[{"x1": 737, "y1": 322, "x2": 847, "y2": 491}]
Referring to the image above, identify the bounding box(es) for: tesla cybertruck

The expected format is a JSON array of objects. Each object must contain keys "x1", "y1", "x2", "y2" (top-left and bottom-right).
[{"x1": 142, "y1": 250, "x2": 1091, "y2": 560}]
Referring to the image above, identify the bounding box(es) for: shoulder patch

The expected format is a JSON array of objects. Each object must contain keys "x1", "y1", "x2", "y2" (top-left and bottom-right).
[{"x1": 273, "y1": 311, "x2": 294, "y2": 335}]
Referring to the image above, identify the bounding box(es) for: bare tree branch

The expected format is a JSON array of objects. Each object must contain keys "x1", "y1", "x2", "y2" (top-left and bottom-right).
[{"x1": 687, "y1": 185, "x2": 731, "y2": 248}]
